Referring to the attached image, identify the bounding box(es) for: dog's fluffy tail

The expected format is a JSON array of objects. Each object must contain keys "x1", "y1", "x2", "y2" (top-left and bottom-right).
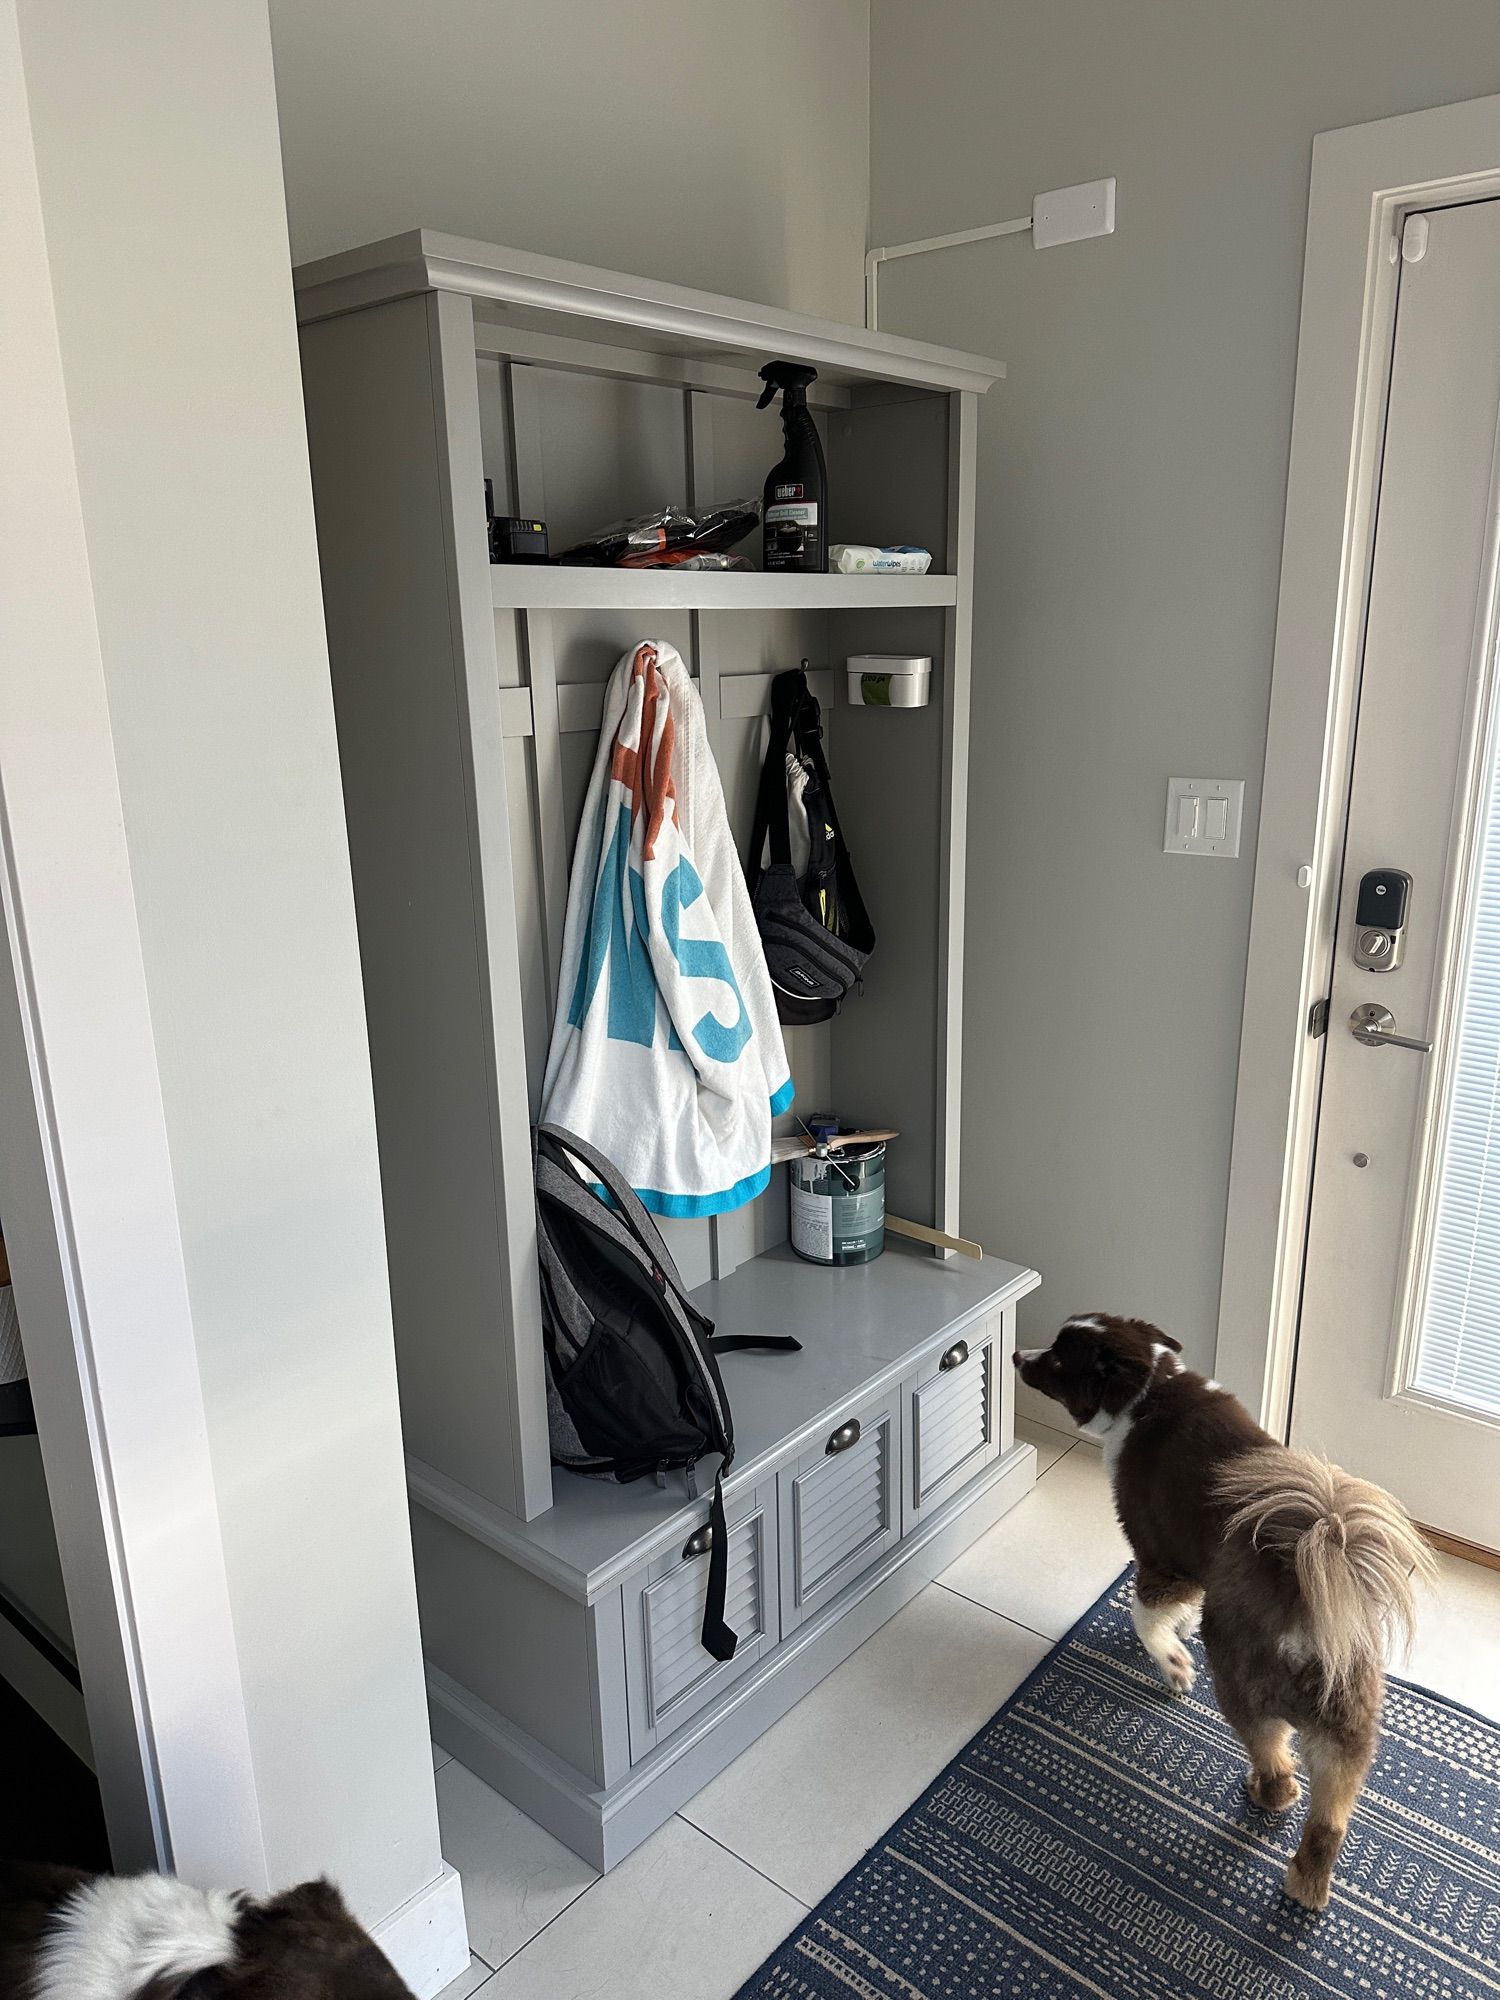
[{"x1": 1217, "y1": 1446, "x2": 1436, "y2": 1701}]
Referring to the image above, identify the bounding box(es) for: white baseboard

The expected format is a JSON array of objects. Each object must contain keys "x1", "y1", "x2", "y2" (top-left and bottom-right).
[{"x1": 372, "y1": 1861, "x2": 469, "y2": 1999}]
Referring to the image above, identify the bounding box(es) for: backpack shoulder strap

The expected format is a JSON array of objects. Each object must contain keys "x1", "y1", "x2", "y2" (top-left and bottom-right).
[{"x1": 534, "y1": 1125, "x2": 712, "y2": 1332}]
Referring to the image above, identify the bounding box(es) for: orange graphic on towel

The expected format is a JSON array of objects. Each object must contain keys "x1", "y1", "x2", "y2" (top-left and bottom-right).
[{"x1": 609, "y1": 643, "x2": 679, "y2": 859}]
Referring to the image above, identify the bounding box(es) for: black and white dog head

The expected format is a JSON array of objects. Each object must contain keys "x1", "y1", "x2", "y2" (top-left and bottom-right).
[
  {"x1": 201, "y1": 1878, "x2": 417, "y2": 1999},
  {"x1": 5, "y1": 1868, "x2": 416, "y2": 2000},
  {"x1": 1012, "y1": 1313, "x2": 1180, "y2": 1431}
]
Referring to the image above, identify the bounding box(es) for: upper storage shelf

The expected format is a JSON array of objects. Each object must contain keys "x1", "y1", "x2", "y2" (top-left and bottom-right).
[
  {"x1": 293, "y1": 228, "x2": 1006, "y2": 397},
  {"x1": 488, "y1": 567, "x2": 960, "y2": 611}
]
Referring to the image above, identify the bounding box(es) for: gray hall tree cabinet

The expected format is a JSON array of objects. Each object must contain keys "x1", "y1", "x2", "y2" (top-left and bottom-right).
[{"x1": 295, "y1": 231, "x2": 1040, "y2": 1870}]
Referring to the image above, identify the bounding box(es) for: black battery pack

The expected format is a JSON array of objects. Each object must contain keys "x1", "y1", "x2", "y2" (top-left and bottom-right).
[
  {"x1": 490, "y1": 515, "x2": 549, "y2": 563},
  {"x1": 484, "y1": 481, "x2": 550, "y2": 563}
]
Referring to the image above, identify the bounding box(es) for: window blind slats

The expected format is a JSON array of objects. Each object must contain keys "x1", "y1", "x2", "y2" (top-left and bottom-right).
[{"x1": 1415, "y1": 716, "x2": 1500, "y2": 1419}]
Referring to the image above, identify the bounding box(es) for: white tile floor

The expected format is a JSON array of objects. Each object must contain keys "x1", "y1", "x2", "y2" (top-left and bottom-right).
[{"x1": 433, "y1": 1419, "x2": 1500, "y2": 2000}]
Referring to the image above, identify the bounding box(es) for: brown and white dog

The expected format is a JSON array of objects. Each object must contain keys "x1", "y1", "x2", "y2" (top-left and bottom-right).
[
  {"x1": 1014, "y1": 1313, "x2": 1436, "y2": 1912},
  {"x1": 0, "y1": 1863, "x2": 416, "y2": 1999}
]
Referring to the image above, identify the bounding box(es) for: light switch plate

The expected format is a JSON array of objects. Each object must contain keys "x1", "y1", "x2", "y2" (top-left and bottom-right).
[{"x1": 1164, "y1": 777, "x2": 1243, "y2": 857}]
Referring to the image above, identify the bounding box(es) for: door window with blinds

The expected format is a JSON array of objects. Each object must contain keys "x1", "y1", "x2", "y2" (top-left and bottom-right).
[{"x1": 1409, "y1": 641, "x2": 1500, "y2": 1423}]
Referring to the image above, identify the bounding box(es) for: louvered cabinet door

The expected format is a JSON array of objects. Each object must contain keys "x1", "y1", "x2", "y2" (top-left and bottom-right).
[
  {"x1": 904, "y1": 1311, "x2": 1002, "y2": 1532},
  {"x1": 777, "y1": 1394, "x2": 900, "y2": 1636},
  {"x1": 622, "y1": 1480, "x2": 777, "y2": 1762}
]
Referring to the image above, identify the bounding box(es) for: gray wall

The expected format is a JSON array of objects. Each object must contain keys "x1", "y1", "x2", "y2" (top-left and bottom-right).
[
  {"x1": 869, "y1": 2, "x2": 1500, "y2": 1369},
  {"x1": 269, "y1": 0, "x2": 870, "y2": 322}
]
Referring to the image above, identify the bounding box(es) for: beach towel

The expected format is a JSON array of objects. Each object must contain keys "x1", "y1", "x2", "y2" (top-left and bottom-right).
[{"x1": 540, "y1": 641, "x2": 793, "y2": 1216}]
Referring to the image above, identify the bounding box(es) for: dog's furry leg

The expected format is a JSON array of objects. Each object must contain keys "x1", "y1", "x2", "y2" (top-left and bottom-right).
[
  {"x1": 1171, "y1": 1593, "x2": 1204, "y2": 1640},
  {"x1": 1284, "y1": 1728, "x2": 1372, "y2": 1911},
  {"x1": 1204, "y1": 1651, "x2": 1303, "y2": 1815},
  {"x1": 1130, "y1": 1573, "x2": 1199, "y2": 1693},
  {"x1": 1241, "y1": 1718, "x2": 1301, "y2": 1814}
]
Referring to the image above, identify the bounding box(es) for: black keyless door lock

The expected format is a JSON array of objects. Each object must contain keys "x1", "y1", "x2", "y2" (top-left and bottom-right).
[{"x1": 1353, "y1": 868, "x2": 1411, "y2": 972}]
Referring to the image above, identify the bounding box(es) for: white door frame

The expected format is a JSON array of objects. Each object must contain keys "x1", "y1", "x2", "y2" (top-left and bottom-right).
[{"x1": 1216, "y1": 92, "x2": 1500, "y2": 1434}]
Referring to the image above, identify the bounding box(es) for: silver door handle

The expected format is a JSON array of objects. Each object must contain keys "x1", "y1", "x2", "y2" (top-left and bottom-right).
[{"x1": 1349, "y1": 1003, "x2": 1432, "y2": 1053}]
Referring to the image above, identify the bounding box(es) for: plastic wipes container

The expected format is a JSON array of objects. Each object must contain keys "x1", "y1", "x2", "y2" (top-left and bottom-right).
[
  {"x1": 830, "y1": 543, "x2": 932, "y2": 575},
  {"x1": 846, "y1": 655, "x2": 932, "y2": 709}
]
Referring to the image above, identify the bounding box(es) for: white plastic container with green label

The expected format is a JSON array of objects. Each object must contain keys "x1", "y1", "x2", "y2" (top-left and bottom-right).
[
  {"x1": 788, "y1": 1141, "x2": 886, "y2": 1265},
  {"x1": 845, "y1": 655, "x2": 932, "y2": 708}
]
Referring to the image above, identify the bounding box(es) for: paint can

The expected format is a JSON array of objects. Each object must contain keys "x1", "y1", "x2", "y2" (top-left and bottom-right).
[{"x1": 788, "y1": 1139, "x2": 886, "y2": 1265}]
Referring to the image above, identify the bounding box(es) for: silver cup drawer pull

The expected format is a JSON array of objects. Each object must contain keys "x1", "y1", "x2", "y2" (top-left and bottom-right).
[
  {"x1": 682, "y1": 1523, "x2": 714, "y2": 1560},
  {"x1": 939, "y1": 1339, "x2": 970, "y2": 1372},
  {"x1": 826, "y1": 1418, "x2": 862, "y2": 1455}
]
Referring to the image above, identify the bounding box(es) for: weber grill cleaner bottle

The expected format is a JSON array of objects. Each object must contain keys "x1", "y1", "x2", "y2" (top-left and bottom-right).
[{"x1": 757, "y1": 361, "x2": 828, "y2": 572}]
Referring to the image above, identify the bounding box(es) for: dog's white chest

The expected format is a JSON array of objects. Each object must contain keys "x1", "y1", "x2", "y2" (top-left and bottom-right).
[{"x1": 1080, "y1": 1389, "x2": 1146, "y2": 1480}]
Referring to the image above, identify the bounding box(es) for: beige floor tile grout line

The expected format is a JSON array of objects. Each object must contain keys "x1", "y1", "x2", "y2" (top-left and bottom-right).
[{"x1": 675, "y1": 1815, "x2": 813, "y2": 1912}]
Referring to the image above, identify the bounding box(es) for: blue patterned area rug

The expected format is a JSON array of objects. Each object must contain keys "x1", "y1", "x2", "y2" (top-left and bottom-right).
[{"x1": 734, "y1": 1572, "x2": 1500, "y2": 1999}]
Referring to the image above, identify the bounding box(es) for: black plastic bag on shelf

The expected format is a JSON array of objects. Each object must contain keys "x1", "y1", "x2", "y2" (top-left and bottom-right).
[{"x1": 559, "y1": 499, "x2": 759, "y2": 567}]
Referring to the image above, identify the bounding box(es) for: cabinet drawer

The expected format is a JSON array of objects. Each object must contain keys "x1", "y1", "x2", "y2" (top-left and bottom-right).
[
  {"x1": 905, "y1": 1312, "x2": 1001, "y2": 1530},
  {"x1": 622, "y1": 1481, "x2": 776, "y2": 1761},
  {"x1": 778, "y1": 1393, "x2": 899, "y2": 1634}
]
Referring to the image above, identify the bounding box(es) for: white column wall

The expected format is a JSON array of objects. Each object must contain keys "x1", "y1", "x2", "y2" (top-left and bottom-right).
[
  {"x1": 4, "y1": 3, "x2": 461, "y2": 1984},
  {"x1": 0, "y1": 1, "x2": 264, "y2": 1880}
]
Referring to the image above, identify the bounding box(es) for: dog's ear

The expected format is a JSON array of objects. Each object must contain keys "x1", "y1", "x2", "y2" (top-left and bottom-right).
[
  {"x1": 258, "y1": 1876, "x2": 349, "y2": 1923},
  {"x1": 235, "y1": 1878, "x2": 417, "y2": 1998},
  {"x1": 138, "y1": 1971, "x2": 229, "y2": 2000},
  {"x1": 1119, "y1": 1315, "x2": 1180, "y2": 1354}
]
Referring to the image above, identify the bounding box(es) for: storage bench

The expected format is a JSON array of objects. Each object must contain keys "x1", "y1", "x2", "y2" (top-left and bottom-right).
[{"x1": 411, "y1": 1243, "x2": 1040, "y2": 1870}]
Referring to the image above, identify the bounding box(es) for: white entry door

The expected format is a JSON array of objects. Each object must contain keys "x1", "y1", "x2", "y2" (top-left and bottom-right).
[{"x1": 1293, "y1": 198, "x2": 1500, "y2": 1552}]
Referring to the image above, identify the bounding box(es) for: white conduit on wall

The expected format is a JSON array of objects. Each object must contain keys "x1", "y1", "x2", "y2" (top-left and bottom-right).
[{"x1": 864, "y1": 177, "x2": 1117, "y2": 330}]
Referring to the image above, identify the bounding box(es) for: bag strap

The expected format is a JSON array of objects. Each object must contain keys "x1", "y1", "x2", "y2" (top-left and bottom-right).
[
  {"x1": 786, "y1": 687, "x2": 875, "y2": 954},
  {"x1": 534, "y1": 1125, "x2": 712, "y2": 1333},
  {"x1": 747, "y1": 667, "x2": 807, "y2": 878},
  {"x1": 787, "y1": 685, "x2": 845, "y2": 855},
  {"x1": 711, "y1": 1333, "x2": 803, "y2": 1355},
  {"x1": 700, "y1": 1469, "x2": 736, "y2": 1661}
]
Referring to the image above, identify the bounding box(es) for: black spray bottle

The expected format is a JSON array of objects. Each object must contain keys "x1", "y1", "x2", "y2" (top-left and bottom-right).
[{"x1": 757, "y1": 361, "x2": 828, "y2": 572}]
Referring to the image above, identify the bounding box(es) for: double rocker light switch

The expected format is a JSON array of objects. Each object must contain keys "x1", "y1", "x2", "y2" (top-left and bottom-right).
[{"x1": 1164, "y1": 778, "x2": 1244, "y2": 857}]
